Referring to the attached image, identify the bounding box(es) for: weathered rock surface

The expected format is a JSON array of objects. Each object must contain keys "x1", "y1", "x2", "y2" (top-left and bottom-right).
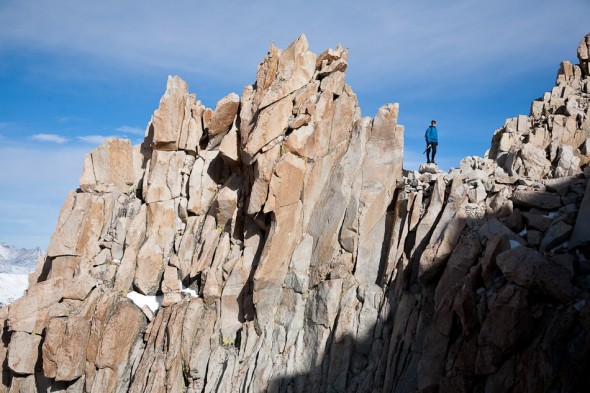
[{"x1": 2, "y1": 34, "x2": 590, "y2": 393}]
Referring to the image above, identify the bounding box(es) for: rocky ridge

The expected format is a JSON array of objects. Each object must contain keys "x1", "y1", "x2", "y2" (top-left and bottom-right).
[{"x1": 1, "y1": 34, "x2": 589, "y2": 392}]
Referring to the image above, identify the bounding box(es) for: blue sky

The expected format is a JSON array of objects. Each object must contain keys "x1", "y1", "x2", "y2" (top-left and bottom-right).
[{"x1": 0, "y1": 0, "x2": 589, "y2": 249}]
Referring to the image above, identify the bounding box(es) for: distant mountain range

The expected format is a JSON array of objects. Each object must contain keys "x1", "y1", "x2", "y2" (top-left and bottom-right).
[{"x1": 0, "y1": 242, "x2": 42, "y2": 274}]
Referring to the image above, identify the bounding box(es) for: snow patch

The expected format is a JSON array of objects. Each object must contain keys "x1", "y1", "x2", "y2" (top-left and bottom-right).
[
  {"x1": 126, "y1": 291, "x2": 163, "y2": 313},
  {"x1": 0, "y1": 273, "x2": 29, "y2": 307},
  {"x1": 181, "y1": 283, "x2": 198, "y2": 297}
]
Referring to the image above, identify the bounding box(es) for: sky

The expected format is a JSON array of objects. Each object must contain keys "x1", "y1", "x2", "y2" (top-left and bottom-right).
[{"x1": 0, "y1": 0, "x2": 589, "y2": 250}]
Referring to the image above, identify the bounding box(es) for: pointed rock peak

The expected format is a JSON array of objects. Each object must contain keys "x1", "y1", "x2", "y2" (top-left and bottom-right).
[
  {"x1": 163, "y1": 75, "x2": 189, "y2": 98},
  {"x1": 268, "y1": 41, "x2": 279, "y2": 54},
  {"x1": 278, "y1": 34, "x2": 314, "y2": 69},
  {"x1": 316, "y1": 46, "x2": 345, "y2": 67},
  {"x1": 258, "y1": 36, "x2": 317, "y2": 108},
  {"x1": 375, "y1": 103, "x2": 399, "y2": 124},
  {"x1": 207, "y1": 92, "x2": 241, "y2": 148},
  {"x1": 290, "y1": 34, "x2": 309, "y2": 52}
]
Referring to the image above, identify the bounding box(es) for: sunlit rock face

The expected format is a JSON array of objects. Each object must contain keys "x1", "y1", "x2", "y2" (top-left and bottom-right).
[{"x1": 2, "y1": 34, "x2": 590, "y2": 393}]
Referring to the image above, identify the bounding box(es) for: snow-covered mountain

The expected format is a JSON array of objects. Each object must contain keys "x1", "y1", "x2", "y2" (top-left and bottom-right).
[
  {"x1": 0, "y1": 273, "x2": 29, "y2": 308},
  {"x1": 0, "y1": 242, "x2": 42, "y2": 274},
  {"x1": 0, "y1": 242, "x2": 40, "y2": 307}
]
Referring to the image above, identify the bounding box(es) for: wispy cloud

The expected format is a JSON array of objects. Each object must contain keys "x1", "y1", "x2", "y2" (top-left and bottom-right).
[
  {"x1": 0, "y1": 0, "x2": 587, "y2": 91},
  {"x1": 77, "y1": 135, "x2": 112, "y2": 144},
  {"x1": 31, "y1": 133, "x2": 68, "y2": 143},
  {"x1": 116, "y1": 125, "x2": 144, "y2": 135}
]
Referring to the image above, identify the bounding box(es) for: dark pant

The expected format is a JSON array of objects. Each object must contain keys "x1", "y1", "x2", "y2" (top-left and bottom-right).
[{"x1": 426, "y1": 142, "x2": 438, "y2": 163}]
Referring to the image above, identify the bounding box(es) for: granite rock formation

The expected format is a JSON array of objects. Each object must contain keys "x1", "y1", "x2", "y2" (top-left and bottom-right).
[{"x1": 1, "y1": 34, "x2": 590, "y2": 393}]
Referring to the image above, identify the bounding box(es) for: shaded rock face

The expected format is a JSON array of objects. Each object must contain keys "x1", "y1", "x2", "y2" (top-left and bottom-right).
[{"x1": 1, "y1": 34, "x2": 590, "y2": 393}]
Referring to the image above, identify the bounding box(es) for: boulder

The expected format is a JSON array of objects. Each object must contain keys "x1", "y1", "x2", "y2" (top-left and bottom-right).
[
  {"x1": 555, "y1": 145, "x2": 582, "y2": 178},
  {"x1": 419, "y1": 163, "x2": 440, "y2": 174},
  {"x1": 511, "y1": 190, "x2": 562, "y2": 210},
  {"x1": 7, "y1": 332, "x2": 42, "y2": 375},
  {"x1": 496, "y1": 246, "x2": 574, "y2": 301},
  {"x1": 539, "y1": 220, "x2": 572, "y2": 252},
  {"x1": 207, "y1": 92, "x2": 240, "y2": 148},
  {"x1": 80, "y1": 138, "x2": 136, "y2": 193},
  {"x1": 42, "y1": 314, "x2": 92, "y2": 381},
  {"x1": 219, "y1": 127, "x2": 241, "y2": 166}
]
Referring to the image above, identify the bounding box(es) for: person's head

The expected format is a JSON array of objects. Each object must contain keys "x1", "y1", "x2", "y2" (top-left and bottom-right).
[{"x1": 431, "y1": 120, "x2": 436, "y2": 126}]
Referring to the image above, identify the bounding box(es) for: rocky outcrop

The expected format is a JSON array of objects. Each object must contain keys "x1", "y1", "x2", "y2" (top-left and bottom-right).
[
  {"x1": 1, "y1": 34, "x2": 590, "y2": 393},
  {"x1": 489, "y1": 34, "x2": 590, "y2": 180}
]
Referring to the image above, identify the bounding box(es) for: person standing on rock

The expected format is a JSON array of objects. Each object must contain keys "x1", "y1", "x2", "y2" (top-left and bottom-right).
[{"x1": 425, "y1": 120, "x2": 439, "y2": 164}]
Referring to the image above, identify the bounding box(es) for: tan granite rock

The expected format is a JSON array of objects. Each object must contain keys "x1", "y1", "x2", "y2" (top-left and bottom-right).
[
  {"x1": 264, "y1": 153, "x2": 306, "y2": 213},
  {"x1": 94, "y1": 300, "x2": 145, "y2": 392},
  {"x1": 80, "y1": 138, "x2": 135, "y2": 193},
  {"x1": 149, "y1": 75, "x2": 192, "y2": 150},
  {"x1": 187, "y1": 150, "x2": 222, "y2": 215},
  {"x1": 142, "y1": 150, "x2": 186, "y2": 203},
  {"x1": 219, "y1": 126, "x2": 241, "y2": 166},
  {"x1": 242, "y1": 95, "x2": 293, "y2": 163},
  {"x1": 5, "y1": 34, "x2": 590, "y2": 393},
  {"x1": 47, "y1": 193, "x2": 110, "y2": 259},
  {"x1": 134, "y1": 200, "x2": 176, "y2": 295},
  {"x1": 207, "y1": 92, "x2": 240, "y2": 148},
  {"x1": 259, "y1": 35, "x2": 316, "y2": 109},
  {"x1": 7, "y1": 331, "x2": 41, "y2": 375}
]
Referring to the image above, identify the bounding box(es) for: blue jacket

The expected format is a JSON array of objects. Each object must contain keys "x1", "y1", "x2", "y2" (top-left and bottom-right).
[{"x1": 425, "y1": 126, "x2": 438, "y2": 143}]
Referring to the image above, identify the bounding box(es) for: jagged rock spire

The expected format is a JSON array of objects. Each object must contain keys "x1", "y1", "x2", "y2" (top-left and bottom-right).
[{"x1": 1, "y1": 34, "x2": 590, "y2": 393}]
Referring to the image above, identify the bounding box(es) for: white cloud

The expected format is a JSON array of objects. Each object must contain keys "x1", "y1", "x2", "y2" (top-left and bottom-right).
[
  {"x1": 31, "y1": 133, "x2": 68, "y2": 143},
  {"x1": 77, "y1": 135, "x2": 113, "y2": 144},
  {"x1": 116, "y1": 125, "x2": 144, "y2": 135},
  {"x1": 0, "y1": 0, "x2": 587, "y2": 91}
]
